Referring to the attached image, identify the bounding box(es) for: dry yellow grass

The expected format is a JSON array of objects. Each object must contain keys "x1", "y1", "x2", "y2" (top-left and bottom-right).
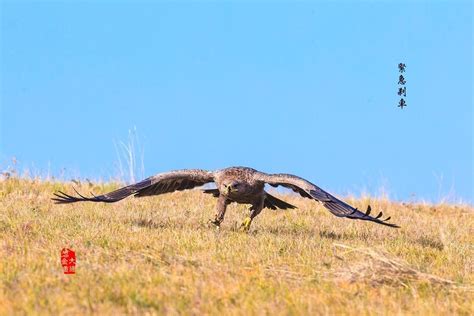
[{"x1": 1, "y1": 178, "x2": 473, "y2": 315}]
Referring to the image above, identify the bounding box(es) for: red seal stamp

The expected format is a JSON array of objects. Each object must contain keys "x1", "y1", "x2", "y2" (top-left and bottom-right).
[{"x1": 60, "y1": 248, "x2": 76, "y2": 274}]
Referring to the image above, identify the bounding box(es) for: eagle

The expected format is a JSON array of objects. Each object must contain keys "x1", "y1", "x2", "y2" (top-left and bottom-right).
[{"x1": 52, "y1": 166, "x2": 399, "y2": 230}]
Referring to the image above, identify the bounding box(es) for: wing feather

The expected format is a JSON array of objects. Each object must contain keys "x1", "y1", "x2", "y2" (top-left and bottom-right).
[
  {"x1": 52, "y1": 169, "x2": 215, "y2": 204},
  {"x1": 253, "y1": 171, "x2": 399, "y2": 228}
]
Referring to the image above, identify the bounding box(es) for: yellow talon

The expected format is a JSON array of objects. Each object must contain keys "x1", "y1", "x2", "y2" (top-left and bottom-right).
[
  {"x1": 240, "y1": 217, "x2": 252, "y2": 231},
  {"x1": 208, "y1": 219, "x2": 220, "y2": 229}
]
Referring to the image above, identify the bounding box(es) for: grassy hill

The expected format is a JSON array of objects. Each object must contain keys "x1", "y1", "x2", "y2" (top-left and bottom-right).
[{"x1": 1, "y1": 179, "x2": 473, "y2": 315}]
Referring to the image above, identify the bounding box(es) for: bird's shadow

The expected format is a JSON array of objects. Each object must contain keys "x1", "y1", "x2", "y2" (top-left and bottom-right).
[
  {"x1": 318, "y1": 230, "x2": 345, "y2": 240},
  {"x1": 130, "y1": 218, "x2": 205, "y2": 230},
  {"x1": 256, "y1": 226, "x2": 376, "y2": 241},
  {"x1": 132, "y1": 218, "x2": 170, "y2": 229},
  {"x1": 130, "y1": 218, "x2": 373, "y2": 241}
]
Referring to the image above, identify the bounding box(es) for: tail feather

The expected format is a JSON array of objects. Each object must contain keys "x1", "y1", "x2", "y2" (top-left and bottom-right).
[
  {"x1": 265, "y1": 193, "x2": 297, "y2": 210},
  {"x1": 202, "y1": 188, "x2": 220, "y2": 197}
]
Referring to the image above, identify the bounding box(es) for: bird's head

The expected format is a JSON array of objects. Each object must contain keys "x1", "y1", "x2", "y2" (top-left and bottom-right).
[{"x1": 223, "y1": 181, "x2": 241, "y2": 194}]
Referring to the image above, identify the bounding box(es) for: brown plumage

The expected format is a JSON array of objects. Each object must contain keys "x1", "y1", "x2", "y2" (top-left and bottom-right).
[{"x1": 52, "y1": 166, "x2": 399, "y2": 229}]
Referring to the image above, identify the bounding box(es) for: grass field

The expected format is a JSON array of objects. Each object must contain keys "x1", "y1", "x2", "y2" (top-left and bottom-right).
[{"x1": 0, "y1": 178, "x2": 473, "y2": 315}]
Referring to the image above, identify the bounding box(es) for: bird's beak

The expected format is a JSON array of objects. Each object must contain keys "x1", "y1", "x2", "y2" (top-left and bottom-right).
[{"x1": 226, "y1": 184, "x2": 237, "y2": 193}]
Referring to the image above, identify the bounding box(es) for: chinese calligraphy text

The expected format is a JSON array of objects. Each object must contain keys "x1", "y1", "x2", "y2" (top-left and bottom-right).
[
  {"x1": 397, "y1": 63, "x2": 407, "y2": 109},
  {"x1": 61, "y1": 248, "x2": 76, "y2": 274}
]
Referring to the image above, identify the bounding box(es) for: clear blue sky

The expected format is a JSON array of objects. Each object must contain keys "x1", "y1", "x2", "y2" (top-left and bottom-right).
[{"x1": 1, "y1": 1, "x2": 472, "y2": 203}]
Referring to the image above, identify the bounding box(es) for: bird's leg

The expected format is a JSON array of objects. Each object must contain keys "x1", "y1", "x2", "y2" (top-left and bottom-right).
[
  {"x1": 240, "y1": 208, "x2": 259, "y2": 232},
  {"x1": 240, "y1": 199, "x2": 264, "y2": 232},
  {"x1": 209, "y1": 195, "x2": 230, "y2": 228}
]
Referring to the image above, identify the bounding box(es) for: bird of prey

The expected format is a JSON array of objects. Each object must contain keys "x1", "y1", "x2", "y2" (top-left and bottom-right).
[{"x1": 52, "y1": 166, "x2": 399, "y2": 230}]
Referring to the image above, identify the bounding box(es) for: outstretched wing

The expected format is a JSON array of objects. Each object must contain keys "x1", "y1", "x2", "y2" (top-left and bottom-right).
[
  {"x1": 253, "y1": 172, "x2": 399, "y2": 228},
  {"x1": 52, "y1": 169, "x2": 215, "y2": 204}
]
